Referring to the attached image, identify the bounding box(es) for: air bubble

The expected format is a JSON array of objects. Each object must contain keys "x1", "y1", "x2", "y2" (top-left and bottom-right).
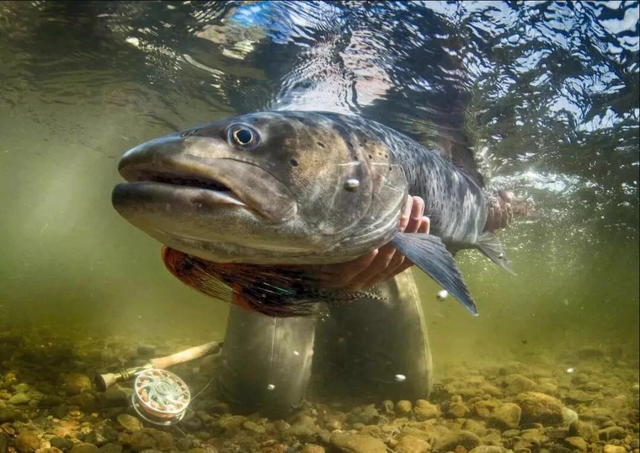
[{"x1": 395, "y1": 374, "x2": 407, "y2": 382}]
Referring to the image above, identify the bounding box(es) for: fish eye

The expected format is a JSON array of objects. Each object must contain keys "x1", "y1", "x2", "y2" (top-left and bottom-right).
[
  {"x1": 234, "y1": 128, "x2": 253, "y2": 145},
  {"x1": 229, "y1": 125, "x2": 258, "y2": 148}
]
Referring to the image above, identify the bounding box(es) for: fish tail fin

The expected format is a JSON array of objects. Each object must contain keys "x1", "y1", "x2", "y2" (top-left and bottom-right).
[
  {"x1": 477, "y1": 231, "x2": 516, "y2": 275},
  {"x1": 391, "y1": 233, "x2": 478, "y2": 316}
]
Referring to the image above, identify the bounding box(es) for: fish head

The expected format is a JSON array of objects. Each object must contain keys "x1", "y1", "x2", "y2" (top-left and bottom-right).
[{"x1": 112, "y1": 111, "x2": 408, "y2": 264}]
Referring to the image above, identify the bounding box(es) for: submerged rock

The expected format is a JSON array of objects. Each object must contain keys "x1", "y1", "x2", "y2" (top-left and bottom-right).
[
  {"x1": 515, "y1": 392, "x2": 564, "y2": 425},
  {"x1": 414, "y1": 400, "x2": 440, "y2": 420},
  {"x1": 396, "y1": 400, "x2": 413, "y2": 416},
  {"x1": 330, "y1": 432, "x2": 387, "y2": 453},
  {"x1": 61, "y1": 374, "x2": 92, "y2": 396},
  {"x1": 15, "y1": 431, "x2": 41, "y2": 453},
  {"x1": 569, "y1": 421, "x2": 599, "y2": 443},
  {"x1": 119, "y1": 428, "x2": 173, "y2": 452},
  {"x1": 117, "y1": 414, "x2": 143, "y2": 432},
  {"x1": 8, "y1": 393, "x2": 30, "y2": 405},
  {"x1": 505, "y1": 375, "x2": 538, "y2": 395},
  {"x1": 599, "y1": 426, "x2": 626, "y2": 440},
  {"x1": 98, "y1": 444, "x2": 123, "y2": 453},
  {"x1": 434, "y1": 430, "x2": 482, "y2": 452},
  {"x1": 603, "y1": 446, "x2": 626, "y2": 453},
  {"x1": 564, "y1": 437, "x2": 588, "y2": 453},
  {"x1": 302, "y1": 445, "x2": 326, "y2": 453},
  {"x1": 69, "y1": 444, "x2": 100, "y2": 453},
  {"x1": 490, "y1": 403, "x2": 522, "y2": 429},
  {"x1": 1, "y1": 433, "x2": 9, "y2": 453},
  {"x1": 469, "y1": 447, "x2": 507, "y2": 453},
  {"x1": 448, "y1": 402, "x2": 470, "y2": 419},
  {"x1": 395, "y1": 435, "x2": 431, "y2": 453},
  {"x1": 50, "y1": 438, "x2": 75, "y2": 451}
]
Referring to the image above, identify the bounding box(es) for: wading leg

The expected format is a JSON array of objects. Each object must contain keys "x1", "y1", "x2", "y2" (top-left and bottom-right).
[
  {"x1": 217, "y1": 305, "x2": 317, "y2": 417},
  {"x1": 324, "y1": 269, "x2": 433, "y2": 402}
]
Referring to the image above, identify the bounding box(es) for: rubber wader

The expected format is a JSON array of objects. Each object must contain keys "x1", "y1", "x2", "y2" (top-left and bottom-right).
[{"x1": 217, "y1": 269, "x2": 433, "y2": 417}]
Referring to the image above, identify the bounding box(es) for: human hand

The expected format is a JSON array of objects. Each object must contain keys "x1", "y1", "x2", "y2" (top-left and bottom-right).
[
  {"x1": 486, "y1": 190, "x2": 515, "y2": 232},
  {"x1": 309, "y1": 195, "x2": 430, "y2": 291}
]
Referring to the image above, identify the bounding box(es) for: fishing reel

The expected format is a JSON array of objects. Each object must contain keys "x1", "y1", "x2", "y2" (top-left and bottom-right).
[
  {"x1": 95, "y1": 341, "x2": 222, "y2": 427},
  {"x1": 131, "y1": 368, "x2": 191, "y2": 426}
]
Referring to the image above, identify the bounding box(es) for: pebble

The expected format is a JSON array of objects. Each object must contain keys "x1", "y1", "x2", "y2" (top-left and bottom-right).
[
  {"x1": 286, "y1": 416, "x2": 319, "y2": 438},
  {"x1": 61, "y1": 374, "x2": 92, "y2": 396},
  {"x1": 515, "y1": 392, "x2": 564, "y2": 425},
  {"x1": 603, "y1": 446, "x2": 627, "y2": 453},
  {"x1": 101, "y1": 385, "x2": 131, "y2": 406},
  {"x1": 99, "y1": 445, "x2": 123, "y2": 453},
  {"x1": 396, "y1": 400, "x2": 413, "y2": 416},
  {"x1": 481, "y1": 384, "x2": 503, "y2": 398},
  {"x1": 414, "y1": 400, "x2": 440, "y2": 420},
  {"x1": 490, "y1": 403, "x2": 522, "y2": 429},
  {"x1": 302, "y1": 445, "x2": 326, "y2": 453},
  {"x1": 448, "y1": 403, "x2": 471, "y2": 419},
  {"x1": 566, "y1": 390, "x2": 597, "y2": 404},
  {"x1": 581, "y1": 382, "x2": 602, "y2": 392},
  {"x1": 569, "y1": 421, "x2": 599, "y2": 443},
  {"x1": 51, "y1": 438, "x2": 76, "y2": 451},
  {"x1": 330, "y1": 432, "x2": 387, "y2": 453},
  {"x1": 1, "y1": 433, "x2": 9, "y2": 453},
  {"x1": 85, "y1": 426, "x2": 118, "y2": 446},
  {"x1": 395, "y1": 435, "x2": 431, "y2": 453},
  {"x1": 381, "y1": 400, "x2": 395, "y2": 414},
  {"x1": 43, "y1": 448, "x2": 64, "y2": 453},
  {"x1": 464, "y1": 420, "x2": 488, "y2": 437},
  {"x1": 469, "y1": 448, "x2": 507, "y2": 453},
  {"x1": 599, "y1": 426, "x2": 626, "y2": 440},
  {"x1": 434, "y1": 430, "x2": 482, "y2": 452},
  {"x1": 119, "y1": 428, "x2": 173, "y2": 452},
  {"x1": 474, "y1": 399, "x2": 501, "y2": 419},
  {"x1": 117, "y1": 414, "x2": 143, "y2": 432},
  {"x1": 15, "y1": 431, "x2": 41, "y2": 453},
  {"x1": 175, "y1": 439, "x2": 191, "y2": 451},
  {"x1": 8, "y1": 393, "x2": 30, "y2": 405},
  {"x1": 69, "y1": 444, "x2": 100, "y2": 453},
  {"x1": 564, "y1": 437, "x2": 588, "y2": 453},
  {"x1": 505, "y1": 375, "x2": 538, "y2": 395},
  {"x1": 243, "y1": 420, "x2": 266, "y2": 434}
]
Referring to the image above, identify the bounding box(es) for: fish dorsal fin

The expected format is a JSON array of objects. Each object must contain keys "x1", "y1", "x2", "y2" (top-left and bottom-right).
[
  {"x1": 391, "y1": 232, "x2": 478, "y2": 316},
  {"x1": 477, "y1": 231, "x2": 515, "y2": 275},
  {"x1": 437, "y1": 137, "x2": 486, "y2": 188}
]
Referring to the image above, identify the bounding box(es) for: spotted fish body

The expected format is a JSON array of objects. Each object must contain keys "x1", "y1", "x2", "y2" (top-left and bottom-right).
[
  {"x1": 312, "y1": 113, "x2": 488, "y2": 252},
  {"x1": 113, "y1": 111, "x2": 512, "y2": 317}
]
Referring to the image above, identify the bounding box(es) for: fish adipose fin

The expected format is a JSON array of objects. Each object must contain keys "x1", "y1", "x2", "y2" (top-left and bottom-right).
[
  {"x1": 391, "y1": 233, "x2": 478, "y2": 316},
  {"x1": 477, "y1": 231, "x2": 515, "y2": 275}
]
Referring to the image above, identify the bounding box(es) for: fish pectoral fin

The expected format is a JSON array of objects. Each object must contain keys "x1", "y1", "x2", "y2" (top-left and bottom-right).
[
  {"x1": 391, "y1": 233, "x2": 478, "y2": 316},
  {"x1": 477, "y1": 231, "x2": 516, "y2": 275}
]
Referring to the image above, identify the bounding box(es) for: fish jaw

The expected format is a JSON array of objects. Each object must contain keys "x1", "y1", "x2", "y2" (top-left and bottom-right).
[{"x1": 115, "y1": 135, "x2": 298, "y2": 222}]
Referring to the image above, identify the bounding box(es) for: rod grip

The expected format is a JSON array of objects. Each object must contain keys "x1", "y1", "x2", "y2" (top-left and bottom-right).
[{"x1": 151, "y1": 341, "x2": 222, "y2": 369}]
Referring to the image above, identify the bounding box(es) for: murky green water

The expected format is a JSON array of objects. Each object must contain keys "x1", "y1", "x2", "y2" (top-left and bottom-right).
[{"x1": 0, "y1": 2, "x2": 638, "y2": 452}]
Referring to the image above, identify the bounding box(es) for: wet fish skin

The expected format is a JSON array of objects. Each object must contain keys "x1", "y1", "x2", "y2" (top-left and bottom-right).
[{"x1": 113, "y1": 111, "x2": 512, "y2": 316}]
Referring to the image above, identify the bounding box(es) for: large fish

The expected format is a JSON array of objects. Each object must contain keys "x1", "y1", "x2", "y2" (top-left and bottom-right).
[{"x1": 112, "y1": 111, "x2": 513, "y2": 317}]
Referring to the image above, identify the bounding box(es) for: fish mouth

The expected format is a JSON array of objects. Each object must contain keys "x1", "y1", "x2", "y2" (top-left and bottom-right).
[
  {"x1": 114, "y1": 135, "x2": 297, "y2": 222},
  {"x1": 117, "y1": 169, "x2": 250, "y2": 213}
]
